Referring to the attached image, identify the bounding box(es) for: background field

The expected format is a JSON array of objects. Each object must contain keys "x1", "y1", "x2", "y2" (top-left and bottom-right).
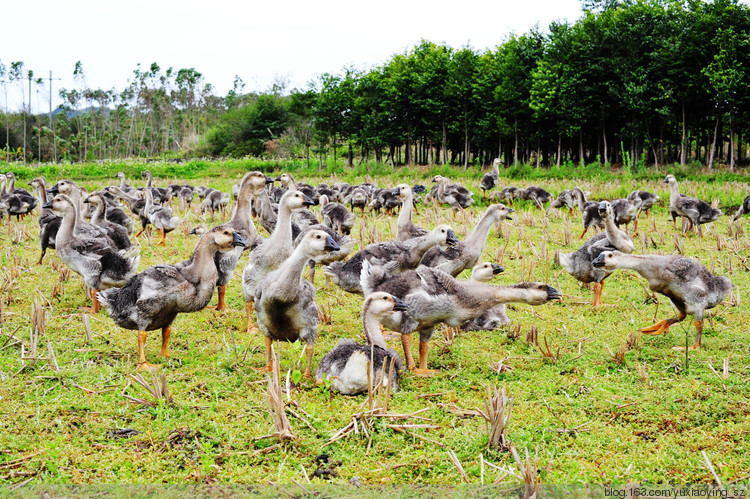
[{"x1": 0, "y1": 160, "x2": 748, "y2": 488}]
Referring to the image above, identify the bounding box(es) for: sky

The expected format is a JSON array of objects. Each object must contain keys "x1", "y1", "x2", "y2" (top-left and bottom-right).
[{"x1": 1, "y1": 0, "x2": 585, "y2": 114}]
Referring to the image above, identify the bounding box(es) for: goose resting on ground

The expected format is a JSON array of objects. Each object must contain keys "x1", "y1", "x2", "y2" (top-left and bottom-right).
[
  {"x1": 558, "y1": 201, "x2": 634, "y2": 307},
  {"x1": 362, "y1": 262, "x2": 561, "y2": 375},
  {"x1": 254, "y1": 229, "x2": 341, "y2": 377},
  {"x1": 592, "y1": 251, "x2": 732, "y2": 350},
  {"x1": 316, "y1": 292, "x2": 406, "y2": 395},
  {"x1": 664, "y1": 174, "x2": 721, "y2": 237},
  {"x1": 99, "y1": 226, "x2": 246, "y2": 369}
]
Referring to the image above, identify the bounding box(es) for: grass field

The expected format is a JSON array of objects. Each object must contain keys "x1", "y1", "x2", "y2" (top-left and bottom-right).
[{"x1": 0, "y1": 163, "x2": 748, "y2": 490}]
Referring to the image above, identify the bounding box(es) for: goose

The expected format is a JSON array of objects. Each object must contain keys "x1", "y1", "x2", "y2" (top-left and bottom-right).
[
  {"x1": 115, "y1": 172, "x2": 138, "y2": 196},
  {"x1": 733, "y1": 196, "x2": 750, "y2": 221},
  {"x1": 345, "y1": 186, "x2": 369, "y2": 212},
  {"x1": 324, "y1": 224, "x2": 459, "y2": 295},
  {"x1": 367, "y1": 187, "x2": 400, "y2": 215},
  {"x1": 83, "y1": 192, "x2": 133, "y2": 252},
  {"x1": 105, "y1": 186, "x2": 150, "y2": 236},
  {"x1": 28, "y1": 176, "x2": 61, "y2": 265},
  {"x1": 431, "y1": 175, "x2": 473, "y2": 211},
  {"x1": 392, "y1": 184, "x2": 428, "y2": 241},
  {"x1": 209, "y1": 171, "x2": 266, "y2": 311},
  {"x1": 44, "y1": 194, "x2": 139, "y2": 313},
  {"x1": 546, "y1": 189, "x2": 578, "y2": 216},
  {"x1": 492, "y1": 186, "x2": 521, "y2": 205},
  {"x1": 275, "y1": 173, "x2": 319, "y2": 228},
  {"x1": 142, "y1": 188, "x2": 180, "y2": 246},
  {"x1": 611, "y1": 198, "x2": 639, "y2": 233},
  {"x1": 574, "y1": 187, "x2": 603, "y2": 239},
  {"x1": 141, "y1": 170, "x2": 169, "y2": 204},
  {"x1": 99, "y1": 226, "x2": 246, "y2": 369},
  {"x1": 593, "y1": 251, "x2": 732, "y2": 350},
  {"x1": 627, "y1": 190, "x2": 659, "y2": 218},
  {"x1": 516, "y1": 186, "x2": 553, "y2": 210},
  {"x1": 86, "y1": 189, "x2": 135, "y2": 235},
  {"x1": 361, "y1": 262, "x2": 561, "y2": 375},
  {"x1": 664, "y1": 175, "x2": 722, "y2": 237},
  {"x1": 479, "y1": 159, "x2": 501, "y2": 199},
  {"x1": 201, "y1": 189, "x2": 231, "y2": 220},
  {"x1": 319, "y1": 194, "x2": 355, "y2": 236},
  {"x1": 1, "y1": 173, "x2": 38, "y2": 220},
  {"x1": 558, "y1": 201, "x2": 634, "y2": 307},
  {"x1": 242, "y1": 189, "x2": 315, "y2": 332},
  {"x1": 461, "y1": 262, "x2": 509, "y2": 331},
  {"x1": 420, "y1": 204, "x2": 514, "y2": 276},
  {"x1": 254, "y1": 229, "x2": 341, "y2": 377},
  {"x1": 316, "y1": 292, "x2": 406, "y2": 395},
  {"x1": 50, "y1": 180, "x2": 119, "y2": 243}
]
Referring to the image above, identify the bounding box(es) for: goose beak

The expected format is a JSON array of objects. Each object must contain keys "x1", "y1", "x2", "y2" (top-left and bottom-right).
[
  {"x1": 265, "y1": 176, "x2": 275, "y2": 184},
  {"x1": 662, "y1": 177, "x2": 669, "y2": 183},
  {"x1": 42, "y1": 200, "x2": 53, "y2": 209},
  {"x1": 491, "y1": 264, "x2": 504, "y2": 275},
  {"x1": 324, "y1": 235, "x2": 340, "y2": 252},
  {"x1": 27, "y1": 181, "x2": 32, "y2": 186},
  {"x1": 392, "y1": 297, "x2": 408, "y2": 312},
  {"x1": 545, "y1": 285, "x2": 562, "y2": 301},
  {"x1": 83, "y1": 197, "x2": 90, "y2": 203},
  {"x1": 49, "y1": 184, "x2": 60, "y2": 194},
  {"x1": 598, "y1": 201, "x2": 608, "y2": 215},
  {"x1": 232, "y1": 232, "x2": 248, "y2": 248},
  {"x1": 446, "y1": 229, "x2": 459, "y2": 246},
  {"x1": 592, "y1": 254, "x2": 605, "y2": 268},
  {"x1": 190, "y1": 227, "x2": 197, "y2": 235},
  {"x1": 274, "y1": 176, "x2": 282, "y2": 182},
  {"x1": 302, "y1": 194, "x2": 315, "y2": 207},
  {"x1": 390, "y1": 187, "x2": 400, "y2": 196}
]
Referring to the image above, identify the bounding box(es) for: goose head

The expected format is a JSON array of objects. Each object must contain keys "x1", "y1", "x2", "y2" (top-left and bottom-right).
[
  {"x1": 115, "y1": 172, "x2": 125, "y2": 180},
  {"x1": 598, "y1": 201, "x2": 613, "y2": 220},
  {"x1": 49, "y1": 179, "x2": 76, "y2": 196},
  {"x1": 83, "y1": 192, "x2": 104, "y2": 206},
  {"x1": 500, "y1": 282, "x2": 562, "y2": 305},
  {"x1": 190, "y1": 225, "x2": 207, "y2": 237},
  {"x1": 281, "y1": 189, "x2": 315, "y2": 210},
  {"x1": 43, "y1": 194, "x2": 76, "y2": 216},
  {"x1": 140, "y1": 170, "x2": 151, "y2": 180},
  {"x1": 471, "y1": 262, "x2": 505, "y2": 282},
  {"x1": 300, "y1": 229, "x2": 341, "y2": 255},
  {"x1": 663, "y1": 174, "x2": 677, "y2": 185},
  {"x1": 391, "y1": 183, "x2": 412, "y2": 199},
  {"x1": 431, "y1": 224, "x2": 459, "y2": 247},
  {"x1": 28, "y1": 176, "x2": 46, "y2": 190},
  {"x1": 365, "y1": 291, "x2": 409, "y2": 321},
  {"x1": 204, "y1": 226, "x2": 247, "y2": 253},
  {"x1": 488, "y1": 203, "x2": 514, "y2": 221},
  {"x1": 241, "y1": 171, "x2": 271, "y2": 194},
  {"x1": 275, "y1": 173, "x2": 295, "y2": 187},
  {"x1": 592, "y1": 250, "x2": 624, "y2": 270}
]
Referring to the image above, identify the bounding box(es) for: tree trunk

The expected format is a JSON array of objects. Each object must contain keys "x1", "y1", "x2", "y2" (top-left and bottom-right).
[
  {"x1": 602, "y1": 121, "x2": 608, "y2": 165},
  {"x1": 463, "y1": 117, "x2": 470, "y2": 170},
  {"x1": 708, "y1": 115, "x2": 719, "y2": 169},
  {"x1": 442, "y1": 120, "x2": 447, "y2": 165},
  {"x1": 347, "y1": 141, "x2": 353, "y2": 167},
  {"x1": 680, "y1": 102, "x2": 687, "y2": 166},
  {"x1": 557, "y1": 135, "x2": 562, "y2": 167},
  {"x1": 579, "y1": 131, "x2": 584, "y2": 166},
  {"x1": 513, "y1": 118, "x2": 518, "y2": 167}
]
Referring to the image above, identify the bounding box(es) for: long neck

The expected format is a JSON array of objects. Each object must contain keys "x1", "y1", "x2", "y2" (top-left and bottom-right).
[
  {"x1": 465, "y1": 209, "x2": 497, "y2": 247},
  {"x1": 669, "y1": 181, "x2": 680, "y2": 204},
  {"x1": 65, "y1": 188, "x2": 83, "y2": 224},
  {"x1": 57, "y1": 205, "x2": 78, "y2": 242},
  {"x1": 0, "y1": 178, "x2": 5, "y2": 195},
  {"x1": 110, "y1": 186, "x2": 139, "y2": 205},
  {"x1": 574, "y1": 188, "x2": 586, "y2": 211},
  {"x1": 492, "y1": 162, "x2": 499, "y2": 176},
  {"x1": 397, "y1": 190, "x2": 414, "y2": 230},
  {"x1": 363, "y1": 306, "x2": 388, "y2": 349},
  {"x1": 143, "y1": 190, "x2": 154, "y2": 212},
  {"x1": 90, "y1": 201, "x2": 105, "y2": 225},
  {"x1": 269, "y1": 198, "x2": 294, "y2": 248},
  {"x1": 145, "y1": 173, "x2": 153, "y2": 188},
  {"x1": 603, "y1": 213, "x2": 633, "y2": 252},
  {"x1": 270, "y1": 243, "x2": 312, "y2": 300},
  {"x1": 183, "y1": 239, "x2": 220, "y2": 281},
  {"x1": 119, "y1": 176, "x2": 127, "y2": 190},
  {"x1": 36, "y1": 182, "x2": 49, "y2": 205},
  {"x1": 7, "y1": 175, "x2": 15, "y2": 191},
  {"x1": 611, "y1": 253, "x2": 664, "y2": 282},
  {"x1": 231, "y1": 181, "x2": 259, "y2": 240}
]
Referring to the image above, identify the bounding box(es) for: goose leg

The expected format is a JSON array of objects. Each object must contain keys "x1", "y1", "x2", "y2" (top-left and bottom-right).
[
  {"x1": 245, "y1": 301, "x2": 259, "y2": 334},
  {"x1": 208, "y1": 285, "x2": 227, "y2": 311},
  {"x1": 633, "y1": 218, "x2": 639, "y2": 237},
  {"x1": 253, "y1": 336, "x2": 274, "y2": 373},
  {"x1": 413, "y1": 340, "x2": 438, "y2": 376},
  {"x1": 91, "y1": 289, "x2": 101, "y2": 314},
  {"x1": 303, "y1": 343, "x2": 314, "y2": 378},
  {"x1": 157, "y1": 228, "x2": 167, "y2": 246},
  {"x1": 135, "y1": 227, "x2": 145, "y2": 238},
  {"x1": 159, "y1": 326, "x2": 171, "y2": 357},
  {"x1": 136, "y1": 330, "x2": 158, "y2": 370},
  {"x1": 592, "y1": 282, "x2": 604, "y2": 308},
  {"x1": 579, "y1": 227, "x2": 588, "y2": 239},
  {"x1": 37, "y1": 249, "x2": 46, "y2": 265},
  {"x1": 673, "y1": 319, "x2": 703, "y2": 351},
  {"x1": 401, "y1": 334, "x2": 417, "y2": 371},
  {"x1": 640, "y1": 311, "x2": 686, "y2": 336}
]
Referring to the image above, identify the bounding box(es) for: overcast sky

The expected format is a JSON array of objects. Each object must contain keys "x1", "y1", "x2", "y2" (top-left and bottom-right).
[{"x1": 1, "y1": 0, "x2": 585, "y2": 113}]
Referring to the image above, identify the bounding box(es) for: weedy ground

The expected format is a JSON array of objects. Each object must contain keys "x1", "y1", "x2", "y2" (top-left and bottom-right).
[{"x1": 0, "y1": 164, "x2": 748, "y2": 488}]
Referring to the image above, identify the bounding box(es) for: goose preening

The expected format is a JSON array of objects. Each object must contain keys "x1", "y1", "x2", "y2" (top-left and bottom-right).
[
  {"x1": 461, "y1": 262, "x2": 509, "y2": 331},
  {"x1": 319, "y1": 194, "x2": 355, "y2": 236},
  {"x1": 479, "y1": 159, "x2": 501, "y2": 199},
  {"x1": 546, "y1": 189, "x2": 578, "y2": 216},
  {"x1": 733, "y1": 196, "x2": 750, "y2": 221},
  {"x1": 316, "y1": 292, "x2": 406, "y2": 395},
  {"x1": 574, "y1": 187, "x2": 604, "y2": 239},
  {"x1": 254, "y1": 229, "x2": 341, "y2": 377},
  {"x1": 142, "y1": 188, "x2": 181, "y2": 246},
  {"x1": 558, "y1": 201, "x2": 634, "y2": 307},
  {"x1": 592, "y1": 251, "x2": 732, "y2": 350},
  {"x1": 431, "y1": 175, "x2": 474, "y2": 211},
  {"x1": 392, "y1": 184, "x2": 428, "y2": 241},
  {"x1": 516, "y1": 186, "x2": 553, "y2": 210},
  {"x1": 242, "y1": 189, "x2": 315, "y2": 332},
  {"x1": 362, "y1": 262, "x2": 561, "y2": 375},
  {"x1": 99, "y1": 226, "x2": 247, "y2": 369},
  {"x1": 209, "y1": 171, "x2": 266, "y2": 311},
  {"x1": 420, "y1": 204, "x2": 514, "y2": 277},
  {"x1": 1, "y1": 173, "x2": 38, "y2": 220},
  {"x1": 324, "y1": 224, "x2": 459, "y2": 295},
  {"x1": 28, "y1": 176, "x2": 61, "y2": 265},
  {"x1": 45, "y1": 194, "x2": 140, "y2": 313},
  {"x1": 664, "y1": 174, "x2": 721, "y2": 237}
]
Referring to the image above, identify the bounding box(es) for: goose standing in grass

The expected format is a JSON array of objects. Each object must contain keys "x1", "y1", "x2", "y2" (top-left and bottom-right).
[
  {"x1": 50, "y1": 180, "x2": 117, "y2": 243},
  {"x1": 208, "y1": 171, "x2": 267, "y2": 311},
  {"x1": 733, "y1": 196, "x2": 750, "y2": 221},
  {"x1": 105, "y1": 186, "x2": 150, "y2": 236},
  {"x1": 28, "y1": 176, "x2": 61, "y2": 264},
  {"x1": 45, "y1": 194, "x2": 139, "y2": 313},
  {"x1": 142, "y1": 188, "x2": 180, "y2": 246},
  {"x1": 611, "y1": 198, "x2": 639, "y2": 234},
  {"x1": 254, "y1": 229, "x2": 340, "y2": 377},
  {"x1": 242, "y1": 189, "x2": 315, "y2": 332},
  {"x1": 431, "y1": 175, "x2": 474, "y2": 211},
  {"x1": 558, "y1": 201, "x2": 634, "y2": 307},
  {"x1": 592, "y1": 251, "x2": 732, "y2": 351},
  {"x1": 574, "y1": 187, "x2": 604, "y2": 239},
  {"x1": 84, "y1": 192, "x2": 133, "y2": 252},
  {"x1": 664, "y1": 174, "x2": 721, "y2": 237},
  {"x1": 115, "y1": 172, "x2": 138, "y2": 196},
  {"x1": 316, "y1": 292, "x2": 406, "y2": 395},
  {"x1": 141, "y1": 170, "x2": 169, "y2": 204},
  {"x1": 345, "y1": 185, "x2": 369, "y2": 212},
  {"x1": 546, "y1": 189, "x2": 578, "y2": 216},
  {"x1": 362, "y1": 262, "x2": 561, "y2": 375},
  {"x1": 324, "y1": 224, "x2": 459, "y2": 295},
  {"x1": 1, "y1": 173, "x2": 37, "y2": 220},
  {"x1": 627, "y1": 190, "x2": 659, "y2": 218},
  {"x1": 479, "y1": 159, "x2": 500, "y2": 199},
  {"x1": 420, "y1": 204, "x2": 513, "y2": 276},
  {"x1": 516, "y1": 186, "x2": 553, "y2": 210},
  {"x1": 99, "y1": 226, "x2": 246, "y2": 369},
  {"x1": 319, "y1": 194, "x2": 355, "y2": 235},
  {"x1": 392, "y1": 184, "x2": 428, "y2": 241},
  {"x1": 461, "y1": 262, "x2": 509, "y2": 331}
]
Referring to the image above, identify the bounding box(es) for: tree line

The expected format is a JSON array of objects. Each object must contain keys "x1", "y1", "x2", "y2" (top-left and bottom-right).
[{"x1": 1, "y1": 0, "x2": 749, "y2": 171}]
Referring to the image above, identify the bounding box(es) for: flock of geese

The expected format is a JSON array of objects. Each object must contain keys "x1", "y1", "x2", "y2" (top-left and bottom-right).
[{"x1": 0, "y1": 166, "x2": 739, "y2": 395}]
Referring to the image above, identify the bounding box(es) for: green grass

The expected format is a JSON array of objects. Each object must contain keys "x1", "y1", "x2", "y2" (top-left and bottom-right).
[{"x1": 0, "y1": 166, "x2": 748, "y2": 489}]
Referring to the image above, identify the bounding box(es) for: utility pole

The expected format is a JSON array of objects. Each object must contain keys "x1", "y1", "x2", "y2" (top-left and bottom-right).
[{"x1": 44, "y1": 71, "x2": 61, "y2": 162}]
